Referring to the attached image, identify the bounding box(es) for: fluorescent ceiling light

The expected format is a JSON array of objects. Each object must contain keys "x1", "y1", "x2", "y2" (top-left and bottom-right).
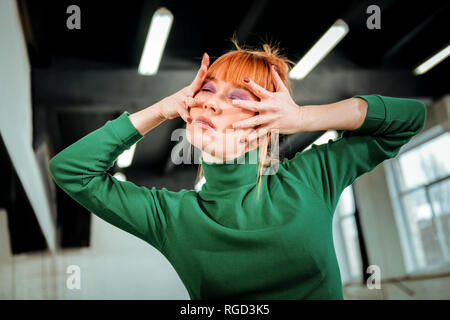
[
  {"x1": 138, "y1": 7, "x2": 173, "y2": 75},
  {"x1": 304, "y1": 130, "x2": 339, "y2": 151},
  {"x1": 289, "y1": 19, "x2": 349, "y2": 80},
  {"x1": 117, "y1": 143, "x2": 136, "y2": 168},
  {"x1": 413, "y1": 44, "x2": 450, "y2": 75},
  {"x1": 113, "y1": 172, "x2": 127, "y2": 181}
]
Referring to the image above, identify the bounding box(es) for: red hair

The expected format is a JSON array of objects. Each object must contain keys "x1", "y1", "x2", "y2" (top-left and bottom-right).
[
  {"x1": 195, "y1": 39, "x2": 295, "y2": 198},
  {"x1": 205, "y1": 40, "x2": 293, "y2": 96}
]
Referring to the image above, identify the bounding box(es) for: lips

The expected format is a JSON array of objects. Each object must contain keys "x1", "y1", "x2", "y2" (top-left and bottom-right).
[{"x1": 194, "y1": 116, "x2": 216, "y2": 130}]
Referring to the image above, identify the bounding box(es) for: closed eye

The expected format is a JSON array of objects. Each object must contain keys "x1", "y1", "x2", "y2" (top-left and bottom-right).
[
  {"x1": 229, "y1": 91, "x2": 250, "y2": 100},
  {"x1": 230, "y1": 95, "x2": 248, "y2": 100},
  {"x1": 200, "y1": 81, "x2": 216, "y2": 93}
]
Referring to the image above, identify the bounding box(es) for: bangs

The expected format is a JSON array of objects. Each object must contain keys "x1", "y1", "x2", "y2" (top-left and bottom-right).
[{"x1": 205, "y1": 51, "x2": 276, "y2": 93}]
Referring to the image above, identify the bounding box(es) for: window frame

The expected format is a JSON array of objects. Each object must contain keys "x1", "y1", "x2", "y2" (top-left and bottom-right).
[{"x1": 384, "y1": 121, "x2": 450, "y2": 275}]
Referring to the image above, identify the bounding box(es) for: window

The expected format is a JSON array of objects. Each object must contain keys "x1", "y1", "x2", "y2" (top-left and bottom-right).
[
  {"x1": 386, "y1": 131, "x2": 450, "y2": 272},
  {"x1": 333, "y1": 184, "x2": 363, "y2": 283}
]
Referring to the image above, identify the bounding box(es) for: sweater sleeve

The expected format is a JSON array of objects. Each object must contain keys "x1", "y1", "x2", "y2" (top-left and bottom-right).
[
  {"x1": 49, "y1": 111, "x2": 169, "y2": 250},
  {"x1": 281, "y1": 95, "x2": 427, "y2": 215}
]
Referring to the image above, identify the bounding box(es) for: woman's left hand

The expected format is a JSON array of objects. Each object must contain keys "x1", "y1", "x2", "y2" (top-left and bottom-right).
[{"x1": 231, "y1": 65, "x2": 303, "y2": 142}]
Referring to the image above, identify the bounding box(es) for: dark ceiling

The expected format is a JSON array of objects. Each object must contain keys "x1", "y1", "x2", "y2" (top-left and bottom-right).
[
  {"x1": 21, "y1": 0, "x2": 450, "y2": 186},
  {"x1": 23, "y1": 0, "x2": 450, "y2": 70}
]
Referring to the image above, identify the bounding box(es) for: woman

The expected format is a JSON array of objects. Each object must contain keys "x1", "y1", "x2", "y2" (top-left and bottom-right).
[{"x1": 49, "y1": 42, "x2": 426, "y2": 299}]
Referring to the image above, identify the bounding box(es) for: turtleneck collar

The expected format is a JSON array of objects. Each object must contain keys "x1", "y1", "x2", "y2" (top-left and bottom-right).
[{"x1": 199, "y1": 147, "x2": 260, "y2": 194}]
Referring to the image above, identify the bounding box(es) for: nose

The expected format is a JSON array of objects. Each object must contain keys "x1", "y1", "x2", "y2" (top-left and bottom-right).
[{"x1": 203, "y1": 99, "x2": 221, "y2": 114}]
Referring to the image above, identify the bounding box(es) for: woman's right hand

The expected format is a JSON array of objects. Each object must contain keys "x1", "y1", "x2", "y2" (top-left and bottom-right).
[{"x1": 159, "y1": 53, "x2": 210, "y2": 123}]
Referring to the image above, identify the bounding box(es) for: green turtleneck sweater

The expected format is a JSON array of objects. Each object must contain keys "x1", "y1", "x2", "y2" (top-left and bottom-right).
[{"x1": 49, "y1": 95, "x2": 426, "y2": 299}]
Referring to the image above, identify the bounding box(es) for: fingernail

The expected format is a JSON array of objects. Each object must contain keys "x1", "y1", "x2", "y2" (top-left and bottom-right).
[
  {"x1": 240, "y1": 138, "x2": 246, "y2": 143},
  {"x1": 232, "y1": 123, "x2": 240, "y2": 128},
  {"x1": 243, "y1": 77, "x2": 250, "y2": 83}
]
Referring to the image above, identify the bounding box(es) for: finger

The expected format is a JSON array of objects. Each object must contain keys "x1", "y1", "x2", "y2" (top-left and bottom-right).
[
  {"x1": 202, "y1": 52, "x2": 210, "y2": 69},
  {"x1": 177, "y1": 104, "x2": 191, "y2": 124},
  {"x1": 184, "y1": 96, "x2": 197, "y2": 108},
  {"x1": 245, "y1": 127, "x2": 269, "y2": 144},
  {"x1": 232, "y1": 99, "x2": 280, "y2": 113},
  {"x1": 232, "y1": 115, "x2": 271, "y2": 129},
  {"x1": 190, "y1": 53, "x2": 210, "y2": 94},
  {"x1": 242, "y1": 77, "x2": 271, "y2": 99},
  {"x1": 271, "y1": 65, "x2": 289, "y2": 93},
  {"x1": 231, "y1": 99, "x2": 267, "y2": 112},
  {"x1": 190, "y1": 66, "x2": 208, "y2": 95},
  {"x1": 184, "y1": 96, "x2": 195, "y2": 105}
]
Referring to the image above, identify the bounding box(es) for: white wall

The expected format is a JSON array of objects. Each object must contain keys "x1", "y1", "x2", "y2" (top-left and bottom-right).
[{"x1": 0, "y1": 0, "x2": 56, "y2": 251}]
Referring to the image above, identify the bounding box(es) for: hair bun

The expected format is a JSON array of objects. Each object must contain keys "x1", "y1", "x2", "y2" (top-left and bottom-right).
[{"x1": 262, "y1": 43, "x2": 278, "y2": 56}]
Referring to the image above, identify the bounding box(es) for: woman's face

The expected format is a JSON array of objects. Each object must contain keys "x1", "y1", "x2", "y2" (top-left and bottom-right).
[{"x1": 186, "y1": 77, "x2": 259, "y2": 161}]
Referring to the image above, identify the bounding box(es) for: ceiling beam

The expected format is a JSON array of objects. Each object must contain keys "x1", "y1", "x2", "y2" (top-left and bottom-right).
[{"x1": 33, "y1": 67, "x2": 432, "y2": 111}]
